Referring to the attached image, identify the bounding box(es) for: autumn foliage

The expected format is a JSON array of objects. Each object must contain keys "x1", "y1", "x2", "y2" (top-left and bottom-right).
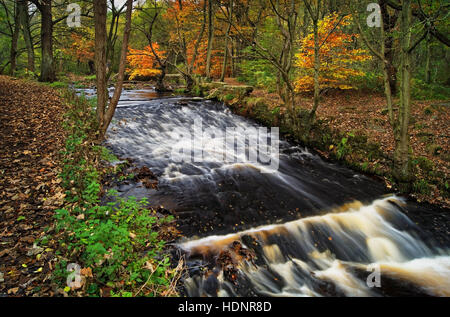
[
  {"x1": 294, "y1": 13, "x2": 371, "y2": 92},
  {"x1": 64, "y1": 32, "x2": 95, "y2": 63},
  {"x1": 126, "y1": 44, "x2": 165, "y2": 80},
  {"x1": 187, "y1": 41, "x2": 224, "y2": 78},
  {"x1": 163, "y1": 0, "x2": 228, "y2": 78}
]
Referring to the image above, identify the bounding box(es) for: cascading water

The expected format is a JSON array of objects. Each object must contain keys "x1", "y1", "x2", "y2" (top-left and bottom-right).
[
  {"x1": 79, "y1": 88, "x2": 450, "y2": 297},
  {"x1": 180, "y1": 197, "x2": 450, "y2": 297}
]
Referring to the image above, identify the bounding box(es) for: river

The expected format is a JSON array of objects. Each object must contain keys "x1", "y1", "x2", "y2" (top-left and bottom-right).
[{"x1": 79, "y1": 88, "x2": 450, "y2": 297}]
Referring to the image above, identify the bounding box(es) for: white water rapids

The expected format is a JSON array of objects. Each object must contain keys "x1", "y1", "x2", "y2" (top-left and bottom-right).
[
  {"x1": 79, "y1": 88, "x2": 450, "y2": 297},
  {"x1": 180, "y1": 196, "x2": 450, "y2": 297}
]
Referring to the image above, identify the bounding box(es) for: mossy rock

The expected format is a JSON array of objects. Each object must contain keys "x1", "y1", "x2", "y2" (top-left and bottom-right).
[
  {"x1": 165, "y1": 74, "x2": 185, "y2": 85},
  {"x1": 205, "y1": 88, "x2": 221, "y2": 100},
  {"x1": 200, "y1": 82, "x2": 227, "y2": 90},
  {"x1": 204, "y1": 84, "x2": 254, "y2": 100},
  {"x1": 224, "y1": 85, "x2": 254, "y2": 97},
  {"x1": 246, "y1": 97, "x2": 266, "y2": 108}
]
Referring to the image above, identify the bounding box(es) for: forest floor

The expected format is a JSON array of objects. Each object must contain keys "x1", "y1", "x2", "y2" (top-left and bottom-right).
[
  {"x1": 0, "y1": 76, "x2": 66, "y2": 295},
  {"x1": 0, "y1": 76, "x2": 181, "y2": 297},
  {"x1": 248, "y1": 88, "x2": 450, "y2": 208}
]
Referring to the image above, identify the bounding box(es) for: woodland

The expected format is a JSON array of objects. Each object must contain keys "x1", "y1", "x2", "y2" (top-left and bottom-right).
[{"x1": 0, "y1": 0, "x2": 449, "y2": 298}]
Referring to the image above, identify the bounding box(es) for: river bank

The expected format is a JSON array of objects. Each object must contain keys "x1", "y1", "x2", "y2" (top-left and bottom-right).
[
  {"x1": 0, "y1": 76, "x2": 182, "y2": 297},
  {"x1": 188, "y1": 80, "x2": 449, "y2": 209}
]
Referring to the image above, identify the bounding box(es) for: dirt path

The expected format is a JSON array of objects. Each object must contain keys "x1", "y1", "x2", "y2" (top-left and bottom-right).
[{"x1": 0, "y1": 76, "x2": 66, "y2": 296}]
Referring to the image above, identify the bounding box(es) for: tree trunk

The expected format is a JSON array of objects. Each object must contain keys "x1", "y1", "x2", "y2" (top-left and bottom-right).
[
  {"x1": 18, "y1": 0, "x2": 34, "y2": 72},
  {"x1": 9, "y1": 2, "x2": 20, "y2": 76},
  {"x1": 94, "y1": 0, "x2": 108, "y2": 137},
  {"x1": 380, "y1": 12, "x2": 395, "y2": 130},
  {"x1": 393, "y1": 0, "x2": 412, "y2": 187},
  {"x1": 307, "y1": 17, "x2": 320, "y2": 132},
  {"x1": 155, "y1": 63, "x2": 167, "y2": 92},
  {"x1": 425, "y1": 32, "x2": 432, "y2": 84},
  {"x1": 39, "y1": 0, "x2": 55, "y2": 82},
  {"x1": 380, "y1": 0, "x2": 398, "y2": 95},
  {"x1": 96, "y1": 0, "x2": 133, "y2": 140},
  {"x1": 205, "y1": 0, "x2": 214, "y2": 79},
  {"x1": 220, "y1": 0, "x2": 233, "y2": 82}
]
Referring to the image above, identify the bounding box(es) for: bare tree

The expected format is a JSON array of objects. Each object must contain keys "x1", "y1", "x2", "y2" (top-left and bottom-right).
[
  {"x1": 29, "y1": 0, "x2": 55, "y2": 82},
  {"x1": 106, "y1": 0, "x2": 127, "y2": 79},
  {"x1": 10, "y1": 1, "x2": 20, "y2": 75}
]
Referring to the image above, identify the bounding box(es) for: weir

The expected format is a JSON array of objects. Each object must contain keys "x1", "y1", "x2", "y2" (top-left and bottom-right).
[
  {"x1": 79, "y1": 88, "x2": 450, "y2": 297},
  {"x1": 180, "y1": 196, "x2": 450, "y2": 297}
]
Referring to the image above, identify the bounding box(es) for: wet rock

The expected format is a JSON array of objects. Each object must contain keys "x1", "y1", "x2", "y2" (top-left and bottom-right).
[
  {"x1": 135, "y1": 166, "x2": 157, "y2": 180},
  {"x1": 217, "y1": 250, "x2": 238, "y2": 283},
  {"x1": 231, "y1": 241, "x2": 255, "y2": 262},
  {"x1": 133, "y1": 166, "x2": 158, "y2": 189},
  {"x1": 241, "y1": 235, "x2": 265, "y2": 266},
  {"x1": 117, "y1": 183, "x2": 133, "y2": 192},
  {"x1": 186, "y1": 259, "x2": 205, "y2": 277}
]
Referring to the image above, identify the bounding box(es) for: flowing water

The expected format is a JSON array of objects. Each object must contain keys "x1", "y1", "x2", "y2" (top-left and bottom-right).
[{"x1": 80, "y1": 88, "x2": 450, "y2": 297}]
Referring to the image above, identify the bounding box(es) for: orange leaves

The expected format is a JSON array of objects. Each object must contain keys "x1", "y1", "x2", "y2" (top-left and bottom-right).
[
  {"x1": 295, "y1": 13, "x2": 371, "y2": 92},
  {"x1": 163, "y1": 0, "x2": 228, "y2": 78},
  {"x1": 64, "y1": 33, "x2": 94, "y2": 63},
  {"x1": 187, "y1": 40, "x2": 224, "y2": 78},
  {"x1": 126, "y1": 44, "x2": 165, "y2": 80},
  {"x1": 164, "y1": 0, "x2": 206, "y2": 44}
]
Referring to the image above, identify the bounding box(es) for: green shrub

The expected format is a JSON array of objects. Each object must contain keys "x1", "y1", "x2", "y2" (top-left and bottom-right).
[
  {"x1": 412, "y1": 79, "x2": 450, "y2": 100},
  {"x1": 412, "y1": 179, "x2": 431, "y2": 195},
  {"x1": 237, "y1": 56, "x2": 277, "y2": 92},
  {"x1": 223, "y1": 93, "x2": 235, "y2": 101},
  {"x1": 53, "y1": 89, "x2": 177, "y2": 297},
  {"x1": 50, "y1": 81, "x2": 69, "y2": 89},
  {"x1": 352, "y1": 71, "x2": 384, "y2": 92}
]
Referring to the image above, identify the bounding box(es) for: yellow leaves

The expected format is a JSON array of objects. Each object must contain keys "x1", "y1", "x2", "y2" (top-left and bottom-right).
[
  {"x1": 8, "y1": 287, "x2": 19, "y2": 295},
  {"x1": 294, "y1": 13, "x2": 371, "y2": 92},
  {"x1": 126, "y1": 44, "x2": 165, "y2": 80}
]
